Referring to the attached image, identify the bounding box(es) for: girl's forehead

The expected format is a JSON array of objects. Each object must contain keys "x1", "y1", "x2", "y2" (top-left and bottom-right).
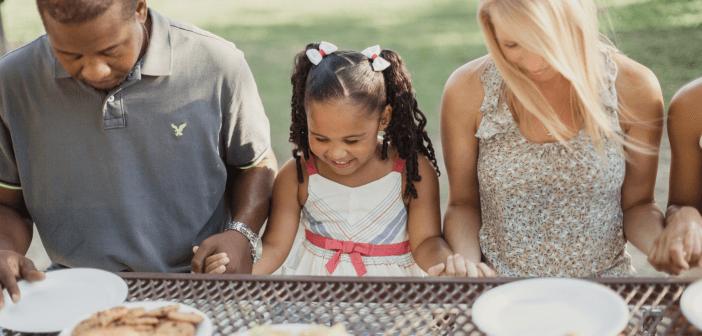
[{"x1": 306, "y1": 100, "x2": 378, "y2": 134}]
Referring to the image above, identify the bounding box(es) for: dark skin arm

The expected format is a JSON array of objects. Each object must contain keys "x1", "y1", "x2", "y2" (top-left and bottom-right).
[
  {"x1": 653, "y1": 78, "x2": 702, "y2": 275},
  {"x1": 0, "y1": 187, "x2": 45, "y2": 310},
  {"x1": 191, "y1": 148, "x2": 277, "y2": 274}
]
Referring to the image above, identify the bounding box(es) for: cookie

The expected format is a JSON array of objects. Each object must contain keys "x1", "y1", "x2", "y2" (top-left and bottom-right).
[
  {"x1": 166, "y1": 311, "x2": 204, "y2": 324},
  {"x1": 72, "y1": 318, "x2": 103, "y2": 336},
  {"x1": 123, "y1": 307, "x2": 148, "y2": 319},
  {"x1": 120, "y1": 317, "x2": 160, "y2": 325},
  {"x1": 146, "y1": 305, "x2": 181, "y2": 317},
  {"x1": 83, "y1": 326, "x2": 141, "y2": 336},
  {"x1": 97, "y1": 307, "x2": 130, "y2": 327},
  {"x1": 153, "y1": 321, "x2": 196, "y2": 336}
]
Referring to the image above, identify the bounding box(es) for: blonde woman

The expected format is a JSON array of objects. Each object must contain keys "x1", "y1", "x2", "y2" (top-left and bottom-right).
[
  {"x1": 654, "y1": 78, "x2": 702, "y2": 275},
  {"x1": 438, "y1": 0, "x2": 666, "y2": 277}
]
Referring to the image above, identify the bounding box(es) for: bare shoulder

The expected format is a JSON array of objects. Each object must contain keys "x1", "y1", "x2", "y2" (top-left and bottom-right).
[
  {"x1": 276, "y1": 158, "x2": 307, "y2": 186},
  {"x1": 668, "y1": 78, "x2": 702, "y2": 133},
  {"x1": 611, "y1": 51, "x2": 664, "y2": 121},
  {"x1": 441, "y1": 54, "x2": 492, "y2": 125},
  {"x1": 671, "y1": 77, "x2": 702, "y2": 109}
]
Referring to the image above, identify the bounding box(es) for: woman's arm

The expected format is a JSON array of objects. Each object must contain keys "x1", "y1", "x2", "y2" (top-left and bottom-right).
[
  {"x1": 252, "y1": 159, "x2": 304, "y2": 274},
  {"x1": 441, "y1": 57, "x2": 489, "y2": 264},
  {"x1": 611, "y1": 53, "x2": 666, "y2": 267},
  {"x1": 657, "y1": 78, "x2": 702, "y2": 274}
]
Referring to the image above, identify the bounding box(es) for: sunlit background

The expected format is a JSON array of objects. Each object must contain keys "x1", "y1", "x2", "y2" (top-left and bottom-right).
[{"x1": 2, "y1": 0, "x2": 701, "y2": 276}]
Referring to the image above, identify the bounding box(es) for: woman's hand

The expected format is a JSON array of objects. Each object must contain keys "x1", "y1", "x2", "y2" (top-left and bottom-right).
[
  {"x1": 427, "y1": 254, "x2": 496, "y2": 277},
  {"x1": 648, "y1": 206, "x2": 702, "y2": 275}
]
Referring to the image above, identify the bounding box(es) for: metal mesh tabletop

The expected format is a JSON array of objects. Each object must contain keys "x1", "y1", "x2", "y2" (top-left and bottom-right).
[{"x1": 5, "y1": 274, "x2": 701, "y2": 335}]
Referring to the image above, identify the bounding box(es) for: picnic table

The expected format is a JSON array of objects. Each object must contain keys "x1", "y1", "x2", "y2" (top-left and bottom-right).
[{"x1": 4, "y1": 274, "x2": 701, "y2": 335}]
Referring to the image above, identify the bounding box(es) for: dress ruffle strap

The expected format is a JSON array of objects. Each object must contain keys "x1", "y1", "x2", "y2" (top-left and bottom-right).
[
  {"x1": 475, "y1": 62, "x2": 518, "y2": 140},
  {"x1": 305, "y1": 157, "x2": 318, "y2": 176}
]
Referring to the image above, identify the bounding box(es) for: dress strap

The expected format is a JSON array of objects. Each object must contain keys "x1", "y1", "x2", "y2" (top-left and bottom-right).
[
  {"x1": 393, "y1": 155, "x2": 405, "y2": 173},
  {"x1": 305, "y1": 157, "x2": 318, "y2": 176}
]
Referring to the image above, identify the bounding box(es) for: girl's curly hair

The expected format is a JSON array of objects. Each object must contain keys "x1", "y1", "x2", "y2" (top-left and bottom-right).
[{"x1": 289, "y1": 42, "x2": 439, "y2": 199}]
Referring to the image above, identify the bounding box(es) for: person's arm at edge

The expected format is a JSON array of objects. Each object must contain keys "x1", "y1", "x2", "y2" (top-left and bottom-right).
[
  {"x1": 0, "y1": 187, "x2": 32, "y2": 254},
  {"x1": 612, "y1": 53, "x2": 666, "y2": 261},
  {"x1": 0, "y1": 186, "x2": 45, "y2": 309},
  {"x1": 252, "y1": 158, "x2": 303, "y2": 274},
  {"x1": 657, "y1": 78, "x2": 702, "y2": 274},
  {"x1": 441, "y1": 56, "x2": 489, "y2": 264}
]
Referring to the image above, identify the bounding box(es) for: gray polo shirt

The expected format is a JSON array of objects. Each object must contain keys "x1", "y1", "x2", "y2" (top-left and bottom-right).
[{"x1": 0, "y1": 9, "x2": 270, "y2": 273}]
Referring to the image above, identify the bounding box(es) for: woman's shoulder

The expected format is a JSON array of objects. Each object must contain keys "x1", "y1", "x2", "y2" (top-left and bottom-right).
[
  {"x1": 444, "y1": 54, "x2": 492, "y2": 94},
  {"x1": 610, "y1": 50, "x2": 664, "y2": 120},
  {"x1": 441, "y1": 55, "x2": 492, "y2": 123}
]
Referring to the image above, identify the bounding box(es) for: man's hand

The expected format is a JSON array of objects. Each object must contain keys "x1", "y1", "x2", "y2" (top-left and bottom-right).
[
  {"x1": 649, "y1": 206, "x2": 702, "y2": 275},
  {"x1": 191, "y1": 230, "x2": 252, "y2": 274},
  {"x1": 0, "y1": 250, "x2": 45, "y2": 310},
  {"x1": 427, "y1": 254, "x2": 496, "y2": 278}
]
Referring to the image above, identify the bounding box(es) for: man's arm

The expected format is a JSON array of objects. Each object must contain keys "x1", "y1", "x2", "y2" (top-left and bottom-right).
[
  {"x1": 191, "y1": 148, "x2": 277, "y2": 274},
  {"x1": 228, "y1": 147, "x2": 278, "y2": 237},
  {"x1": 0, "y1": 187, "x2": 32, "y2": 254},
  {"x1": 0, "y1": 186, "x2": 45, "y2": 310}
]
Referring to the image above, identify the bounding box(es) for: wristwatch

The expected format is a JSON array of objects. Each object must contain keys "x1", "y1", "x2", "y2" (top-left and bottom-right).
[{"x1": 224, "y1": 221, "x2": 262, "y2": 263}]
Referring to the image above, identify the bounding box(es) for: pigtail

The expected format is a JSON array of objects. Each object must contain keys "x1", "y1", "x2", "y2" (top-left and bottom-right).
[
  {"x1": 289, "y1": 43, "x2": 318, "y2": 182},
  {"x1": 379, "y1": 49, "x2": 440, "y2": 199}
]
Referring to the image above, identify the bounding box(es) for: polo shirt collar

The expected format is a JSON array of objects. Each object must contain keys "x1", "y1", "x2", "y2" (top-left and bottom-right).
[
  {"x1": 52, "y1": 7, "x2": 172, "y2": 79},
  {"x1": 140, "y1": 8, "x2": 172, "y2": 76}
]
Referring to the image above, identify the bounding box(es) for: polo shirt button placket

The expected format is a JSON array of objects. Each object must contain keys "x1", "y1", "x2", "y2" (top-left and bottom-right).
[{"x1": 107, "y1": 95, "x2": 115, "y2": 103}]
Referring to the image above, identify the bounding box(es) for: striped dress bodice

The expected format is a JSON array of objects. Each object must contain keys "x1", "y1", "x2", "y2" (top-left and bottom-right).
[{"x1": 285, "y1": 155, "x2": 425, "y2": 277}]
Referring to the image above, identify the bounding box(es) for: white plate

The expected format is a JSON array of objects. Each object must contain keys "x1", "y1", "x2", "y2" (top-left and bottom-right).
[
  {"x1": 472, "y1": 278, "x2": 629, "y2": 336},
  {"x1": 59, "y1": 301, "x2": 213, "y2": 336},
  {"x1": 0, "y1": 268, "x2": 128, "y2": 333},
  {"x1": 235, "y1": 324, "x2": 338, "y2": 335},
  {"x1": 681, "y1": 279, "x2": 702, "y2": 329}
]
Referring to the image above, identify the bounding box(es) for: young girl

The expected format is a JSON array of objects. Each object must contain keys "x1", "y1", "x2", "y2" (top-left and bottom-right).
[{"x1": 208, "y1": 42, "x2": 460, "y2": 277}]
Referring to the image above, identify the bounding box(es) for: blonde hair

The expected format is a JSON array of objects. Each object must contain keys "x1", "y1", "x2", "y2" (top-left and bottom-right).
[{"x1": 478, "y1": 0, "x2": 623, "y2": 150}]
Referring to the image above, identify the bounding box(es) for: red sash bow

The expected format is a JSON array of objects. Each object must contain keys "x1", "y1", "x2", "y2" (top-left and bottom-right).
[{"x1": 305, "y1": 230, "x2": 411, "y2": 276}]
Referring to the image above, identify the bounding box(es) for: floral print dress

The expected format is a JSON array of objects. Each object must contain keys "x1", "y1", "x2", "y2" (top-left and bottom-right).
[{"x1": 475, "y1": 48, "x2": 635, "y2": 277}]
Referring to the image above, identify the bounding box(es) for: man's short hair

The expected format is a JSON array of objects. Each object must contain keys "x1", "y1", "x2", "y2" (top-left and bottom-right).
[{"x1": 36, "y1": 0, "x2": 138, "y2": 24}]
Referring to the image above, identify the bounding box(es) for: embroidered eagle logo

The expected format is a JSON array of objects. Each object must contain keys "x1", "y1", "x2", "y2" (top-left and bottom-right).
[{"x1": 172, "y1": 123, "x2": 186, "y2": 136}]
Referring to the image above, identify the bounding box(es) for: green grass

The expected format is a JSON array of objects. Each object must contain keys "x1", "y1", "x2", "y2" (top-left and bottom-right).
[{"x1": 2, "y1": 0, "x2": 701, "y2": 198}]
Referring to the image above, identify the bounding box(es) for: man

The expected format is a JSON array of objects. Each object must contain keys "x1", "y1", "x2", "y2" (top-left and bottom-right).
[{"x1": 0, "y1": 0, "x2": 277, "y2": 309}]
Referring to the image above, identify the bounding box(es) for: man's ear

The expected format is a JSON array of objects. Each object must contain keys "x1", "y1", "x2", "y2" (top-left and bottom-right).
[
  {"x1": 136, "y1": 0, "x2": 148, "y2": 24},
  {"x1": 379, "y1": 104, "x2": 392, "y2": 132}
]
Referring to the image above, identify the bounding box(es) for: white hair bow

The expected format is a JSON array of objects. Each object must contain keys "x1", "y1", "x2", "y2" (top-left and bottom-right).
[
  {"x1": 306, "y1": 41, "x2": 338, "y2": 65},
  {"x1": 361, "y1": 45, "x2": 391, "y2": 71}
]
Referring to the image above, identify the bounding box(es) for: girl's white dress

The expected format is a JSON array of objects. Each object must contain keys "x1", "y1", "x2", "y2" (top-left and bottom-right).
[{"x1": 284, "y1": 155, "x2": 426, "y2": 277}]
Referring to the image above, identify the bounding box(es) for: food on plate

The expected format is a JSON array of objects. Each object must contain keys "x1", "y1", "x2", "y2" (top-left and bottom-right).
[
  {"x1": 248, "y1": 324, "x2": 349, "y2": 336},
  {"x1": 71, "y1": 305, "x2": 204, "y2": 336}
]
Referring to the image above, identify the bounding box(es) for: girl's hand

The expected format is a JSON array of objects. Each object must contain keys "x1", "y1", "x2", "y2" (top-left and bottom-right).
[
  {"x1": 191, "y1": 246, "x2": 230, "y2": 274},
  {"x1": 648, "y1": 206, "x2": 702, "y2": 275},
  {"x1": 427, "y1": 254, "x2": 496, "y2": 278}
]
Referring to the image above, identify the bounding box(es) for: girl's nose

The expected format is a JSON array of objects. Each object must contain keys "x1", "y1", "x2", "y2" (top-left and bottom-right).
[{"x1": 328, "y1": 146, "x2": 347, "y2": 160}]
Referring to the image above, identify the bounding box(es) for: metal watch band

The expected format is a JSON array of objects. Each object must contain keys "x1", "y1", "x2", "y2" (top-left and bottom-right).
[
  {"x1": 224, "y1": 221, "x2": 261, "y2": 263},
  {"x1": 224, "y1": 221, "x2": 258, "y2": 241}
]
